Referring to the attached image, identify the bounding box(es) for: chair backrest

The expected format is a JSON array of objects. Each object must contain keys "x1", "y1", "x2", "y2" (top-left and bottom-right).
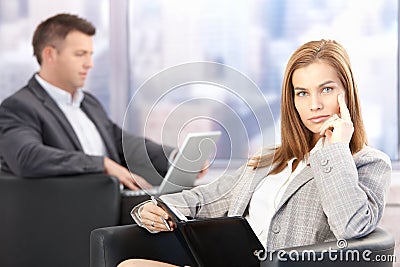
[{"x1": 0, "y1": 172, "x2": 121, "y2": 267}]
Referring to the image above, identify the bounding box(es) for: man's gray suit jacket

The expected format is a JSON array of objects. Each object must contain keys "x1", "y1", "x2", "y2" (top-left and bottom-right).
[{"x1": 0, "y1": 76, "x2": 173, "y2": 184}]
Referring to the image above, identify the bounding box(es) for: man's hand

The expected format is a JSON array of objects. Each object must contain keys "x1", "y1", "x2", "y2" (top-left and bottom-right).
[
  {"x1": 103, "y1": 157, "x2": 153, "y2": 190},
  {"x1": 196, "y1": 160, "x2": 210, "y2": 179}
]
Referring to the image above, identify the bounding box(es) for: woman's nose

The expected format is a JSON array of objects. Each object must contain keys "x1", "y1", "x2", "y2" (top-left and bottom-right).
[{"x1": 310, "y1": 95, "x2": 323, "y2": 110}]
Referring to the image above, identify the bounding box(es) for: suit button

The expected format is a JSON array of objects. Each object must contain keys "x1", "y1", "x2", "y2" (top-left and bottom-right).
[
  {"x1": 323, "y1": 166, "x2": 333, "y2": 173},
  {"x1": 272, "y1": 224, "x2": 280, "y2": 234},
  {"x1": 321, "y1": 159, "x2": 329, "y2": 166}
]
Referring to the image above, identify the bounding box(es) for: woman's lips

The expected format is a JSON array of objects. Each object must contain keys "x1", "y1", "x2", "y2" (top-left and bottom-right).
[{"x1": 309, "y1": 115, "x2": 330, "y2": 123}]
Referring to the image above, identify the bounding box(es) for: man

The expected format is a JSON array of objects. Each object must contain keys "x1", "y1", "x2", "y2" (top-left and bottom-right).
[{"x1": 0, "y1": 13, "x2": 175, "y2": 190}]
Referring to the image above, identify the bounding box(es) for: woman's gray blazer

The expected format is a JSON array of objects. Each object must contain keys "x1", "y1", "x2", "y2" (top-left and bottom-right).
[{"x1": 161, "y1": 142, "x2": 391, "y2": 250}]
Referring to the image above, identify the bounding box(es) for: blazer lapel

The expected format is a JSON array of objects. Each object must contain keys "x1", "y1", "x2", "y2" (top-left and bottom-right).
[
  {"x1": 29, "y1": 77, "x2": 83, "y2": 151},
  {"x1": 80, "y1": 99, "x2": 120, "y2": 161},
  {"x1": 228, "y1": 166, "x2": 269, "y2": 216},
  {"x1": 274, "y1": 166, "x2": 314, "y2": 211}
]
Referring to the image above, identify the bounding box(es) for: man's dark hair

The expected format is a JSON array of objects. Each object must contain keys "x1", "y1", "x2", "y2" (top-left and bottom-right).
[{"x1": 32, "y1": 13, "x2": 96, "y2": 65}]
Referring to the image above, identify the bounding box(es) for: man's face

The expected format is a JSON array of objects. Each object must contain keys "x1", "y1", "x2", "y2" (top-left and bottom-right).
[{"x1": 50, "y1": 30, "x2": 94, "y2": 93}]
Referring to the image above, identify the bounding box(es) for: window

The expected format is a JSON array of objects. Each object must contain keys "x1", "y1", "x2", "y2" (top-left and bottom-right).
[
  {"x1": 124, "y1": 0, "x2": 398, "y2": 160},
  {"x1": 0, "y1": 0, "x2": 397, "y2": 161}
]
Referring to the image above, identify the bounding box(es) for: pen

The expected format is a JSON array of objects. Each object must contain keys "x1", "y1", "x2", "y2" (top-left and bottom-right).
[
  {"x1": 161, "y1": 217, "x2": 172, "y2": 231},
  {"x1": 151, "y1": 196, "x2": 158, "y2": 205},
  {"x1": 151, "y1": 196, "x2": 172, "y2": 231}
]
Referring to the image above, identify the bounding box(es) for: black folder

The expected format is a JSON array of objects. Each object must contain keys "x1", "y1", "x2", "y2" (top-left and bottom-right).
[{"x1": 154, "y1": 197, "x2": 265, "y2": 267}]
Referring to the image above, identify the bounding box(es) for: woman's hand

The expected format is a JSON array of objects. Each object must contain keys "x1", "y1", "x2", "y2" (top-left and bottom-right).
[
  {"x1": 139, "y1": 201, "x2": 174, "y2": 232},
  {"x1": 319, "y1": 94, "x2": 354, "y2": 144}
]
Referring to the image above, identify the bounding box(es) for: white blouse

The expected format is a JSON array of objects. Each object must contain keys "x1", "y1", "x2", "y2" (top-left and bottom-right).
[{"x1": 246, "y1": 138, "x2": 325, "y2": 248}]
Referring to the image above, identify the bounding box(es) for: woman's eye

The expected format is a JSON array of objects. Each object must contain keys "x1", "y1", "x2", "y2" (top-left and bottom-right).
[
  {"x1": 322, "y1": 87, "x2": 333, "y2": 93},
  {"x1": 297, "y1": 91, "x2": 307, "y2": 97}
]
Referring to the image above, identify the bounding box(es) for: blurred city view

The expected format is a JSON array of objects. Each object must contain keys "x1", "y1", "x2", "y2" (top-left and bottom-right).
[{"x1": 0, "y1": 0, "x2": 397, "y2": 160}]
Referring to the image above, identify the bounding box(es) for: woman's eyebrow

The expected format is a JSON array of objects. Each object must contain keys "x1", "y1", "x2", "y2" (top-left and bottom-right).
[
  {"x1": 319, "y1": 80, "x2": 336, "y2": 87},
  {"x1": 293, "y1": 80, "x2": 336, "y2": 91}
]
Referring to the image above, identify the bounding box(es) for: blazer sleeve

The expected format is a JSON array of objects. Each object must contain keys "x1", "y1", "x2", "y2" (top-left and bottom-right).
[
  {"x1": 308, "y1": 142, "x2": 392, "y2": 239},
  {"x1": 160, "y1": 165, "x2": 248, "y2": 218},
  {"x1": 0, "y1": 99, "x2": 104, "y2": 177}
]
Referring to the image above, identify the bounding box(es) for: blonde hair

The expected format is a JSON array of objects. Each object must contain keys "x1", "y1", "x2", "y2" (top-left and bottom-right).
[{"x1": 249, "y1": 39, "x2": 367, "y2": 174}]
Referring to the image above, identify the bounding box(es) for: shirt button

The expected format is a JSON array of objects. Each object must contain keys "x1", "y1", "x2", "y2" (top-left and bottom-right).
[
  {"x1": 272, "y1": 224, "x2": 280, "y2": 234},
  {"x1": 323, "y1": 166, "x2": 333, "y2": 173},
  {"x1": 321, "y1": 159, "x2": 329, "y2": 166}
]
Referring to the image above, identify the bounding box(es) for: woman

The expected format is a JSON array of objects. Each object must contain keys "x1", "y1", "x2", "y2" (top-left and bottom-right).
[{"x1": 119, "y1": 39, "x2": 391, "y2": 267}]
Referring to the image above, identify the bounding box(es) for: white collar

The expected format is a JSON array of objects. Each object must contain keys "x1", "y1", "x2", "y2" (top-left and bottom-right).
[{"x1": 35, "y1": 74, "x2": 84, "y2": 107}]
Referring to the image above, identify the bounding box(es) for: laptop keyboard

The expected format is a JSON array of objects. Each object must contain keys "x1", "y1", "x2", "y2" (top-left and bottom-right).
[{"x1": 121, "y1": 187, "x2": 159, "y2": 197}]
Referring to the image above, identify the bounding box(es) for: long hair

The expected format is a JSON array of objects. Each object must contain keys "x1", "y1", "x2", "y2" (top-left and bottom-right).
[
  {"x1": 32, "y1": 13, "x2": 96, "y2": 65},
  {"x1": 249, "y1": 39, "x2": 367, "y2": 174}
]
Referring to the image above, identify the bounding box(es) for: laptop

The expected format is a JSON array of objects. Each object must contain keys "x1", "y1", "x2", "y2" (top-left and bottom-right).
[{"x1": 122, "y1": 131, "x2": 221, "y2": 196}]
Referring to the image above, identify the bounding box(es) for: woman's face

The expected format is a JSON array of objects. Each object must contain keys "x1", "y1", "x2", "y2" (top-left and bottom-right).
[{"x1": 292, "y1": 61, "x2": 346, "y2": 143}]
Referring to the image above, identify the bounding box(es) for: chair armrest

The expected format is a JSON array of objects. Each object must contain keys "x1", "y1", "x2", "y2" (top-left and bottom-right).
[
  {"x1": 90, "y1": 224, "x2": 195, "y2": 267},
  {"x1": 91, "y1": 224, "x2": 395, "y2": 267},
  {"x1": 263, "y1": 227, "x2": 395, "y2": 267},
  {"x1": 0, "y1": 172, "x2": 121, "y2": 267}
]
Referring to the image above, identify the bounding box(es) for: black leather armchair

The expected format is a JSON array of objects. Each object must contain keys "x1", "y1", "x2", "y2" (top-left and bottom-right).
[
  {"x1": 90, "y1": 224, "x2": 395, "y2": 267},
  {"x1": 0, "y1": 171, "x2": 121, "y2": 267}
]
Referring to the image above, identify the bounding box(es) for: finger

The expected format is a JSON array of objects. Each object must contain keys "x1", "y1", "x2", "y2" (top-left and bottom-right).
[
  {"x1": 142, "y1": 217, "x2": 164, "y2": 228},
  {"x1": 141, "y1": 217, "x2": 162, "y2": 231},
  {"x1": 122, "y1": 178, "x2": 140, "y2": 190},
  {"x1": 131, "y1": 173, "x2": 153, "y2": 190},
  {"x1": 143, "y1": 219, "x2": 171, "y2": 232},
  {"x1": 319, "y1": 116, "x2": 337, "y2": 135},
  {"x1": 338, "y1": 94, "x2": 351, "y2": 121},
  {"x1": 320, "y1": 119, "x2": 340, "y2": 137},
  {"x1": 142, "y1": 203, "x2": 170, "y2": 219},
  {"x1": 320, "y1": 124, "x2": 333, "y2": 136},
  {"x1": 142, "y1": 216, "x2": 175, "y2": 231},
  {"x1": 197, "y1": 168, "x2": 208, "y2": 179},
  {"x1": 324, "y1": 129, "x2": 333, "y2": 140},
  {"x1": 140, "y1": 207, "x2": 171, "y2": 231},
  {"x1": 166, "y1": 219, "x2": 175, "y2": 230}
]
